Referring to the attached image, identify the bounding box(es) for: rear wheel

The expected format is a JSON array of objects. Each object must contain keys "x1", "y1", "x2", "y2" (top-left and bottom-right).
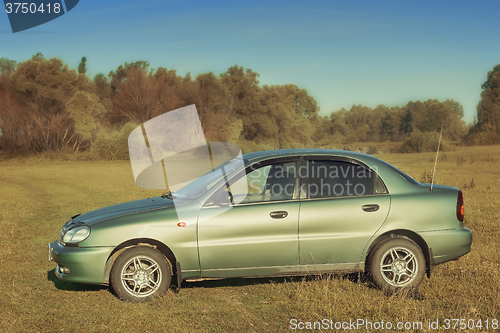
[
  {"x1": 110, "y1": 246, "x2": 171, "y2": 302},
  {"x1": 369, "y1": 238, "x2": 425, "y2": 293}
]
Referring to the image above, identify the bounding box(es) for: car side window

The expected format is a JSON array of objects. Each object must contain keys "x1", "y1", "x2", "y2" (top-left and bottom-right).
[
  {"x1": 306, "y1": 160, "x2": 386, "y2": 199},
  {"x1": 228, "y1": 161, "x2": 297, "y2": 204}
]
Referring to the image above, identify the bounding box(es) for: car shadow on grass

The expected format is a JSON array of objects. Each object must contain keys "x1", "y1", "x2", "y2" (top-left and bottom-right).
[
  {"x1": 178, "y1": 273, "x2": 424, "y2": 300},
  {"x1": 47, "y1": 269, "x2": 108, "y2": 292},
  {"x1": 46, "y1": 269, "x2": 424, "y2": 300},
  {"x1": 179, "y1": 272, "x2": 372, "y2": 289}
]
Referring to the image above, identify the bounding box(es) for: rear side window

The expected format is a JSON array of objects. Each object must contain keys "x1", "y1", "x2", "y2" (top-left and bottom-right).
[
  {"x1": 382, "y1": 161, "x2": 419, "y2": 184},
  {"x1": 306, "y1": 160, "x2": 387, "y2": 199}
]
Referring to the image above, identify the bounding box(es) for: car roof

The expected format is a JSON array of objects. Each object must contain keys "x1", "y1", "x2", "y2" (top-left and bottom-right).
[{"x1": 243, "y1": 148, "x2": 377, "y2": 163}]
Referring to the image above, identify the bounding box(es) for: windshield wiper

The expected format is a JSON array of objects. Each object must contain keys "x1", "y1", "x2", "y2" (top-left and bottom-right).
[{"x1": 161, "y1": 191, "x2": 176, "y2": 199}]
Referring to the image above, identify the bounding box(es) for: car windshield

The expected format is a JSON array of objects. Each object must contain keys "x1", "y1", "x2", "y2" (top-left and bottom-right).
[{"x1": 171, "y1": 156, "x2": 245, "y2": 199}]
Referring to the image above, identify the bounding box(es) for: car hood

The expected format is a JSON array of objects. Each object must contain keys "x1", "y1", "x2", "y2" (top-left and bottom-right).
[{"x1": 75, "y1": 197, "x2": 175, "y2": 226}]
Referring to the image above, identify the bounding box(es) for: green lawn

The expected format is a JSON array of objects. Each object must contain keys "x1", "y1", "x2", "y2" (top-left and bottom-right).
[{"x1": 0, "y1": 146, "x2": 499, "y2": 332}]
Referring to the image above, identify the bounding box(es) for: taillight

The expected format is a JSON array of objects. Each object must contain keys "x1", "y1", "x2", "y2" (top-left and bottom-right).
[{"x1": 457, "y1": 190, "x2": 464, "y2": 222}]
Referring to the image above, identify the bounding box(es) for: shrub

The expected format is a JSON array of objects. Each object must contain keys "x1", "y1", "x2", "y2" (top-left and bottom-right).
[
  {"x1": 463, "y1": 122, "x2": 500, "y2": 145},
  {"x1": 236, "y1": 140, "x2": 278, "y2": 154},
  {"x1": 419, "y1": 169, "x2": 433, "y2": 183},
  {"x1": 399, "y1": 132, "x2": 448, "y2": 153},
  {"x1": 342, "y1": 134, "x2": 358, "y2": 144},
  {"x1": 90, "y1": 122, "x2": 138, "y2": 160}
]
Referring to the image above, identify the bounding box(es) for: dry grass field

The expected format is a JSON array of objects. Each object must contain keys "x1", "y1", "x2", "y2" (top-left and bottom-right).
[{"x1": 0, "y1": 145, "x2": 499, "y2": 332}]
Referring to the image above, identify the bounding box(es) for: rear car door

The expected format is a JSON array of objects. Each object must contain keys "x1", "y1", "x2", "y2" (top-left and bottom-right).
[{"x1": 298, "y1": 157, "x2": 390, "y2": 268}]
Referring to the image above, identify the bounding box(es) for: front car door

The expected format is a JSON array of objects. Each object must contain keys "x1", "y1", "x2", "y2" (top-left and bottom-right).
[
  {"x1": 298, "y1": 157, "x2": 390, "y2": 272},
  {"x1": 198, "y1": 158, "x2": 301, "y2": 278}
]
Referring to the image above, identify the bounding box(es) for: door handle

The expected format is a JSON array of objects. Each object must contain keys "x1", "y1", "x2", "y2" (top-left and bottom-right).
[
  {"x1": 362, "y1": 204, "x2": 379, "y2": 212},
  {"x1": 270, "y1": 211, "x2": 288, "y2": 219}
]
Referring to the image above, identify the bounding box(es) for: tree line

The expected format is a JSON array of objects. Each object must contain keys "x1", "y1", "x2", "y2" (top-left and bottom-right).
[
  {"x1": 465, "y1": 63, "x2": 500, "y2": 145},
  {"x1": 0, "y1": 54, "x2": 497, "y2": 158}
]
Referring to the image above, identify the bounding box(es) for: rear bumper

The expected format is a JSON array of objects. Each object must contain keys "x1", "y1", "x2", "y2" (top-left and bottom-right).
[
  {"x1": 48, "y1": 240, "x2": 113, "y2": 284},
  {"x1": 419, "y1": 228, "x2": 472, "y2": 266}
]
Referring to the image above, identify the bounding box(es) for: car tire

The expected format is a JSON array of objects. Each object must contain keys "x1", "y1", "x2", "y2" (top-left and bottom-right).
[
  {"x1": 110, "y1": 246, "x2": 171, "y2": 302},
  {"x1": 368, "y1": 238, "x2": 425, "y2": 293}
]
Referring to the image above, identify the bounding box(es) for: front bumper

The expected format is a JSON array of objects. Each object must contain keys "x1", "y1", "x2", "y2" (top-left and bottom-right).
[
  {"x1": 419, "y1": 227, "x2": 472, "y2": 265},
  {"x1": 48, "y1": 240, "x2": 114, "y2": 285}
]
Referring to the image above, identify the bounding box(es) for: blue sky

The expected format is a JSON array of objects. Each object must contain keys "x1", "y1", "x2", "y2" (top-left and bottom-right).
[{"x1": 1, "y1": 0, "x2": 499, "y2": 122}]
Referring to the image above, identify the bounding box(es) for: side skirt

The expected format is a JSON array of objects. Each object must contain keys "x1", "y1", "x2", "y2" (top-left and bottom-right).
[{"x1": 196, "y1": 262, "x2": 365, "y2": 279}]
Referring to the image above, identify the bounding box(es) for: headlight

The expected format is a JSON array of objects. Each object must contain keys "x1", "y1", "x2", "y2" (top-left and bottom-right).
[{"x1": 63, "y1": 226, "x2": 90, "y2": 244}]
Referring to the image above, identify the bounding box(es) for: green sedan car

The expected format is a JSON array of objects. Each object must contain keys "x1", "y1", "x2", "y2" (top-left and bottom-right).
[{"x1": 48, "y1": 149, "x2": 472, "y2": 302}]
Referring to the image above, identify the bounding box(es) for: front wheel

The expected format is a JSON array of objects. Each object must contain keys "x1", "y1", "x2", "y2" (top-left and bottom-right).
[
  {"x1": 110, "y1": 246, "x2": 171, "y2": 302},
  {"x1": 368, "y1": 238, "x2": 425, "y2": 293}
]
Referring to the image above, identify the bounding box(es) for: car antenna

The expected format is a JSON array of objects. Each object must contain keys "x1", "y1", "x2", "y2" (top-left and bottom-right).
[{"x1": 430, "y1": 120, "x2": 444, "y2": 192}]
